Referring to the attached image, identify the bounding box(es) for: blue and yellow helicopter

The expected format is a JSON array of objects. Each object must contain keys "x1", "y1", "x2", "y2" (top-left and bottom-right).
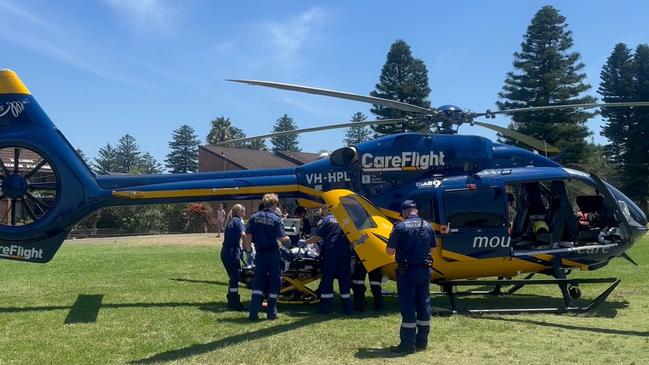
[{"x1": 0, "y1": 70, "x2": 647, "y2": 314}]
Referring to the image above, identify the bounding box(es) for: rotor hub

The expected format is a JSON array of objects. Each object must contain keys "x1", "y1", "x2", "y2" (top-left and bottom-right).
[{"x1": 2, "y1": 174, "x2": 28, "y2": 199}]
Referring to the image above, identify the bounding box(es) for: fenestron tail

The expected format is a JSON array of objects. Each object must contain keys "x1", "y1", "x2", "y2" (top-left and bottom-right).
[
  {"x1": 0, "y1": 70, "x2": 100, "y2": 262},
  {"x1": 0, "y1": 70, "x2": 309, "y2": 263}
]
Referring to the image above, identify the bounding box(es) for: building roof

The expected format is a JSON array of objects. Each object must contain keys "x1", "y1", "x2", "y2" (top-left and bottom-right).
[
  {"x1": 200, "y1": 145, "x2": 320, "y2": 170},
  {"x1": 0, "y1": 148, "x2": 52, "y2": 173},
  {"x1": 274, "y1": 150, "x2": 322, "y2": 165}
]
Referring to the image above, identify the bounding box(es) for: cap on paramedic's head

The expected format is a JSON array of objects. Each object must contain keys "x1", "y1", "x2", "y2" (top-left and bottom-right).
[{"x1": 400, "y1": 200, "x2": 417, "y2": 210}]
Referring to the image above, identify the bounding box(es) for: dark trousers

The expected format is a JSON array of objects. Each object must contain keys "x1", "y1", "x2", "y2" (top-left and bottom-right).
[
  {"x1": 220, "y1": 246, "x2": 243, "y2": 309},
  {"x1": 351, "y1": 260, "x2": 384, "y2": 311},
  {"x1": 396, "y1": 266, "x2": 431, "y2": 349},
  {"x1": 318, "y1": 252, "x2": 353, "y2": 314},
  {"x1": 249, "y1": 252, "x2": 281, "y2": 318}
]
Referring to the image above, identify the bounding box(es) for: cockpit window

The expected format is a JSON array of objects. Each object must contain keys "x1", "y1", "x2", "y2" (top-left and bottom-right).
[
  {"x1": 340, "y1": 196, "x2": 377, "y2": 230},
  {"x1": 444, "y1": 188, "x2": 506, "y2": 228}
]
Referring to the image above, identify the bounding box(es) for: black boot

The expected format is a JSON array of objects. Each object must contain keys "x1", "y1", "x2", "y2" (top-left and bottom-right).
[
  {"x1": 371, "y1": 285, "x2": 384, "y2": 311},
  {"x1": 352, "y1": 285, "x2": 366, "y2": 312},
  {"x1": 227, "y1": 293, "x2": 245, "y2": 311},
  {"x1": 415, "y1": 324, "x2": 430, "y2": 350}
]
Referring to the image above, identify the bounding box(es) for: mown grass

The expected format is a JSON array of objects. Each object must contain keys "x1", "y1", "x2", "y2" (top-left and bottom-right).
[{"x1": 1, "y1": 234, "x2": 649, "y2": 364}]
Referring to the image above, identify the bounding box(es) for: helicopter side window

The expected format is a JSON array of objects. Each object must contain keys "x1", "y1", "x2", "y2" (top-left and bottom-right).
[
  {"x1": 444, "y1": 188, "x2": 506, "y2": 229},
  {"x1": 340, "y1": 196, "x2": 377, "y2": 230}
]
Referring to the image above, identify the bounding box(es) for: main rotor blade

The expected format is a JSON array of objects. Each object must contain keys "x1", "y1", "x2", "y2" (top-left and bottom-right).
[
  {"x1": 214, "y1": 118, "x2": 404, "y2": 146},
  {"x1": 473, "y1": 121, "x2": 560, "y2": 154},
  {"x1": 228, "y1": 79, "x2": 433, "y2": 114},
  {"x1": 482, "y1": 101, "x2": 649, "y2": 117}
]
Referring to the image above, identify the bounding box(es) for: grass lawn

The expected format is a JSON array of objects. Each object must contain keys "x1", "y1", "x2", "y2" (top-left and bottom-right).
[{"x1": 1, "y1": 233, "x2": 648, "y2": 364}]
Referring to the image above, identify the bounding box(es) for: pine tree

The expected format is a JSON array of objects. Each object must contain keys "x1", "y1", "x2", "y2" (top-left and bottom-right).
[
  {"x1": 246, "y1": 139, "x2": 268, "y2": 151},
  {"x1": 599, "y1": 43, "x2": 636, "y2": 191},
  {"x1": 370, "y1": 39, "x2": 431, "y2": 135},
  {"x1": 93, "y1": 143, "x2": 117, "y2": 175},
  {"x1": 138, "y1": 152, "x2": 163, "y2": 174},
  {"x1": 271, "y1": 114, "x2": 301, "y2": 152},
  {"x1": 115, "y1": 134, "x2": 142, "y2": 173},
  {"x1": 599, "y1": 43, "x2": 635, "y2": 163},
  {"x1": 76, "y1": 148, "x2": 89, "y2": 166},
  {"x1": 206, "y1": 116, "x2": 246, "y2": 147},
  {"x1": 631, "y1": 44, "x2": 649, "y2": 210},
  {"x1": 343, "y1": 112, "x2": 372, "y2": 146},
  {"x1": 498, "y1": 6, "x2": 595, "y2": 166},
  {"x1": 165, "y1": 124, "x2": 200, "y2": 173}
]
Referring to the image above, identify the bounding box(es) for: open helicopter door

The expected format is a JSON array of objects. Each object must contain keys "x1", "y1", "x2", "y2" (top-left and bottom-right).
[{"x1": 320, "y1": 190, "x2": 396, "y2": 276}]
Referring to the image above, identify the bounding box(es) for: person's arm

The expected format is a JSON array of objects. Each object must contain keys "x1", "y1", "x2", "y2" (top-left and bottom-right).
[
  {"x1": 238, "y1": 219, "x2": 247, "y2": 246},
  {"x1": 276, "y1": 218, "x2": 290, "y2": 244},
  {"x1": 386, "y1": 226, "x2": 399, "y2": 255},
  {"x1": 244, "y1": 233, "x2": 253, "y2": 252},
  {"x1": 305, "y1": 235, "x2": 323, "y2": 245}
]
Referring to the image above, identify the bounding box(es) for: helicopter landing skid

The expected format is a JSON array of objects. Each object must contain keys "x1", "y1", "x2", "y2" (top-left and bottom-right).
[{"x1": 433, "y1": 277, "x2": 620, "y2": 315}]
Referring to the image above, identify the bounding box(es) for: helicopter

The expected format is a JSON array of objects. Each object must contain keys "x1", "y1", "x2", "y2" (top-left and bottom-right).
[{"x1": 0, "y1": 69, "x2": 647, "y2": 314}]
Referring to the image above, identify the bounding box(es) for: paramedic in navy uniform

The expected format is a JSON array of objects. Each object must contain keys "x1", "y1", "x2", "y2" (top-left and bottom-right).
[
  {"x1": 305, "y1": 205, "x2": 353, "y2": 314},
  {"x1": 386, "y1": 200, "x2": 436, "y2": 354},
  {"x1": 221, "y1": 203, "x2": 246, "y2": 311},
  {"x1": 244, "y1": 193, "x2": 290, "y2": 320}
]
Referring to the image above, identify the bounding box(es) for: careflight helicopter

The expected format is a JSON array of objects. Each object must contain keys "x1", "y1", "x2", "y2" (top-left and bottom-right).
[{"x1": 0, "y1": 69, "x2": 647, "y2": 314}]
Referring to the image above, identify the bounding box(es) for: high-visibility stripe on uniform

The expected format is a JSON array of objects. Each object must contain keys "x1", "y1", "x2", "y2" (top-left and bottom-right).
[
  {"x1": 269, "y1": 294, "x2": 278, "y2": 299},
  {"x1": 251, "y1": 290, "x2": 263, "y2": 296},
  {"x1": 416, "y1": 320, "x2": 430, "y2": 326},
  {"x1": 340, "y1": 293, "x2": 351, "y2": 299},
  {"x1": 320, "y1": 293, "x2": 334, "y2": 299},
  {"x1": 401, "y1": 322, "x2": 417, "y2": 328},
  {"x1": 351, "y1": 280, "x2": 365, "y2": 285},
  {"x1": 369, "y1": 281, "x2": 382, "y2": 286},
  {"x1": 228, "y1": 288, "x2": 238, "y2": 293}
]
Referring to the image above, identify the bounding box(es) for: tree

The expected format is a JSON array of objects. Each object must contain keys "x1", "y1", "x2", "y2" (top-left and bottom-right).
[
  {"x1": 498, "y1": 6, "x2": 595, "y2": 166},
  {"x1": 343, "y1": 112, "x2": 372, "y2": 146},
  {"x1": 93, "y1": 143, "x2": 117, "y2": 175},
  {"x1": 138, "y1": 152, "x2": 163, "y2": 174},
  {"x1": 246, "y1": 139, "x2": 268, "y2": 151},
  {"x1": 599, "y1": 43, "x2": 635, "y2": 166},
  {"x1": 166, "y1": 124, "x2": 200, "y2": 173},
  {"x1": 370, "y1": 39, "x2": 431, "y2": 135},
  {"x1": 115, "y1": 134, "x2": 142, "y2": 173},
  {"x1": 271, "y1": 114, "x2": 301, "y2": 152},
  {"x1": 599, "y1": 43, "x2": 649, "y2": 212},
  {"x1": 631, "y1": 44, "x2": 649, "y2": 211},
  {"x1": 206, "y1": 116, "x2": 246, "y2": 147}
]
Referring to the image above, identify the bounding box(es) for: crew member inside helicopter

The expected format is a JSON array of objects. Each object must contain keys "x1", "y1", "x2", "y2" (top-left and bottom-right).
[{"x1": 509, "y1": 180, "x2": 614, "y2": 249}]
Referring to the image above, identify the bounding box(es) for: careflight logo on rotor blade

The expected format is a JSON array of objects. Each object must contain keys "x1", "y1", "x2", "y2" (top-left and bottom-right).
[{"x1": 361, "y1": 151, "x2": 446, "y2": 172}]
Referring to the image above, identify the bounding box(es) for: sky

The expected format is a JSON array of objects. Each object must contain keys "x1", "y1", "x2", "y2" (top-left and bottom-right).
[{"x1": 2, "y1": 0, "x2": 649, "y2": 169}]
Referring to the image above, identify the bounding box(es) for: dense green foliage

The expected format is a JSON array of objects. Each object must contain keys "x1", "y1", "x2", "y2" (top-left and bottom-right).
[
  {"x1": 206, "y1": 116, "x2": 246, "y2": 147},
  {"x1": 370, "y1": 40, "x2": 431, "y2": 135},
  {"x1": 498, "y1": 6, "x2": 595, "y2": 166},
  {"x1": 165, "y1": 124, "x2": 200, "y2": 173},
  {"x1": 343, "y1": 112, "x2": 372, "y2": 146},
  {"x1": 271, "y1": 114, "x2": 301, "y2": 152},
  {"x1": 599, "y1": 43, "x2": 649, "y2": 211}
]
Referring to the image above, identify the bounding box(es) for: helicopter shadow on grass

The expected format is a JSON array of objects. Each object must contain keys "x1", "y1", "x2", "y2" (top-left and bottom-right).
[
  {"x1": 473, "y1": 308, "x2": 649, "y2": 337},
  {"x1": 133, "y1": 302, "x2": 396, "y2": 364},
  {"x1": 0, "y1": 295, "x2": 229, "y2": 324},
  {"x1": 170, "y1": 277, "x2": 229, "y2": 286},
  {"x1": 428, "y1": 291, "x2": 628, "y2": 319}
]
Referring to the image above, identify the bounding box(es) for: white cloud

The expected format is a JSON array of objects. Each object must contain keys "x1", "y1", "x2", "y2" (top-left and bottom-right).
[{"x1": 260, "y1": 7, "x2": 327, "y2": 64}]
